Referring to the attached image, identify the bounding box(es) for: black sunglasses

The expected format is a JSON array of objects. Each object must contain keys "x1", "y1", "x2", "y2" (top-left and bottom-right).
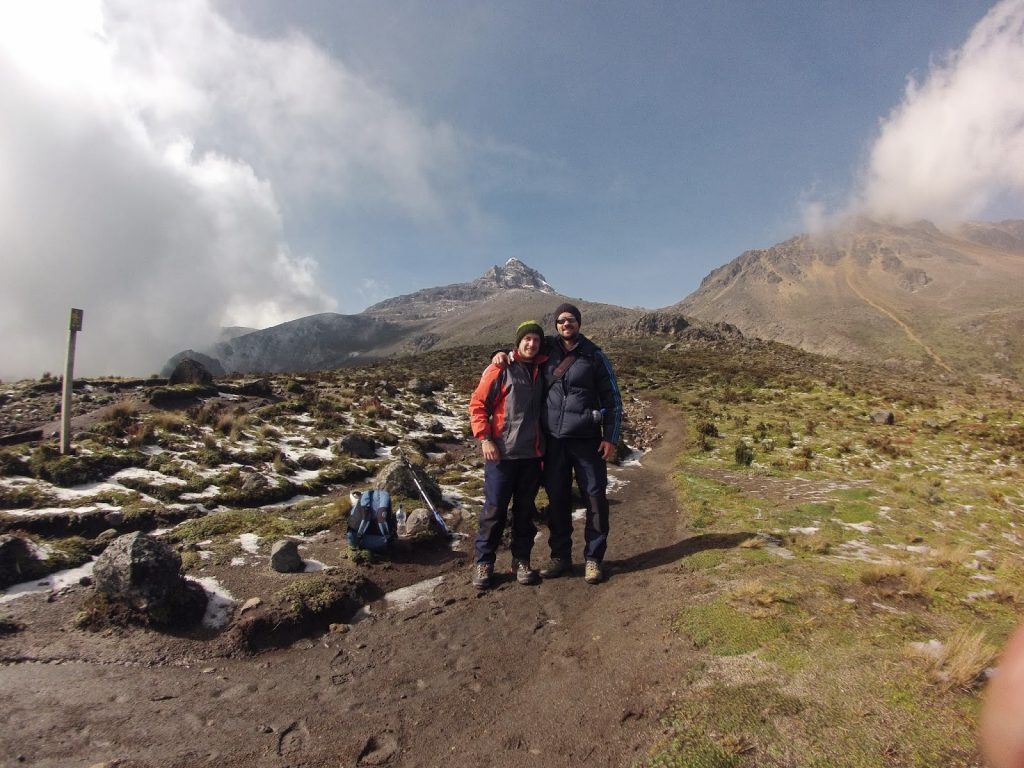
[{"x1": 556, "y1": 317, "x2": 577, "y2": 325}]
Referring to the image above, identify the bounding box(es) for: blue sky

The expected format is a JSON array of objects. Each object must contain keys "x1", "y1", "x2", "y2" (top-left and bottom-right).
[
  {"x1": 224, "y1": 0, "x2": 1004, "y2": 307},
  {"x1": 1, "y1": 0, "x2": 1022, "y2": 377}
]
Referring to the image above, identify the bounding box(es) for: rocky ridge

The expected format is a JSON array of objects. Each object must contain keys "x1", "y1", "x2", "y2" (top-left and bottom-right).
[
  {"x1": 677, "y1": 217, "x2": 1024, "y2": 378},
  {"x1": 165, "y1": 259, "x2": 718, "y2": 375}
]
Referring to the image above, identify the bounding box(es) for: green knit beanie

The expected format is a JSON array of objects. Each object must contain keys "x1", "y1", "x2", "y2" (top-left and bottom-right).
[{"x1": 515, "y1": 320, "x2": 544, "y2": 345}]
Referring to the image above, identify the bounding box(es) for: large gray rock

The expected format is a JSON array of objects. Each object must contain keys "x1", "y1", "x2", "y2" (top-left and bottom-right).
[
  {"x1": 168, "y1": 357, "x2": 216, "y2": 385},
  {"x1": 407, "y1": 378, "x2": 442, "y2": 395},
  {"x1": 270, "y1": 540, "x2": 304, "y2": 573},
  {"x1": 402, "y1": 508, "x2": 434, "y2": 537},
  {"x1": 92, "y1": 532, "x2": 206, "y2": 626},
  {"x1": 376, "y1": 461, "x2": 443, "y2": 509},
  {"x1": 297, "y1": 453, "x2": 324, "y2": 471},
  {"x1": 241, "y1": 472, "x2": 270, "y2": 493},
  {"x1": 0, "y1": 535, "x2": 45, "y2": 589},
  {"x1": 335, "y1": 433, "x2": 379, "y2": 459},
  {"x1": 161, "y1": 350, "x2": 225, "y2": 379}
]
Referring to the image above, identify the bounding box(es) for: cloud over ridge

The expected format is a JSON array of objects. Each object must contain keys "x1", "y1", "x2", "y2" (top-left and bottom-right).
[{"x1": 857, "y1": 0, "x2": 1024, "y2": 224}]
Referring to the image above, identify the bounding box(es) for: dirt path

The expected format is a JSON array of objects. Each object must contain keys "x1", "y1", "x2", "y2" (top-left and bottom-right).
[
  {"x1": 843, "y1": 267, "x2": 954, "y2": 373},
  {"x1": 0, "y1": 400, "x2": 753, "y2": 768}
]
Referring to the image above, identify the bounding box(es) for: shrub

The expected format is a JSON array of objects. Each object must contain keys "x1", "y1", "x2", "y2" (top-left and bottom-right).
[
  {"x1": 697, "y1": 421, "x2": 719, "y2": 438},
  {"x1": 27, "y1": 445, "x2": 141, "y2": 487},
  {"x1": 95, "y1": 399, "x2": 142, "y2": 437},
  {"x1": 734, "y1": 441, "x2": 754, "y2": 467},
  {"x1": 0, "y1": 450, "x2": 29, "y2": 478}
]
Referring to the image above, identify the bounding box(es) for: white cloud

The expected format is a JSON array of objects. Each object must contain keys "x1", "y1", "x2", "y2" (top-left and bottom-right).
[
  {"x1": 0, "y1": 0, "x2": 469, "y2": 378},
  {"x1": 857, "y1": 0, "x2": 1024, "y2": 224}
]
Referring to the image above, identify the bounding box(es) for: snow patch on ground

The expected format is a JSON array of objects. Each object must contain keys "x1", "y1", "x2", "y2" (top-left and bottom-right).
[
  {"x1": 351, "y1": 575, "x2": 445, "y2": 623},
  {"x1": 260, "y1": 494, "x2": 316, "y2": 510},
  {"x1": 111, "y1": 467, "x2": 187, "y2": 486},
  {"x1": 0, "y1": 559, "x2": 96, "y2": 603},
  {"x1": 909, "y1": 639, "x2": 944, "y2": 657},
  {"x1": 5, "y1": 503, "x2": 121, "y2": 518},
  {"x1": 193, "y1": 576, "x2": 236, "y2": 630},
  {"x1": 834, "y1": 519, "x2": 877, "y2": 533},
  {"x1": 48, "y1": 481, "x2": 126, "y2": 499},
  {"x1": 180, "y1": 485, "x2": 220, "y2": 501},
  {"x1": 620, "y1": 447, "x2": 647, "y2": 467}
]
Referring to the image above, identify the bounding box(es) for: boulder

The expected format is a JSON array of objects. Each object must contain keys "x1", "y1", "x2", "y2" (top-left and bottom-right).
[
  {"x1": 335, "y1": 433, "x2": 379, "y2": 459},
  {"x1": 870, "y1": 411, "x2": 896, "y2": 425},
  {"x1": 89, "y1": 528, "x2": 120, "y2": 555},
  {"x1": 241, "y1": 471, "x2": 270, "y2": 493},
  {"x1": 407, "y1": 378, "x2": 442, "y2": 395},
  {"x1": 376, "y1": 461, "x2": 443, "y2": 509},
  {"x1": 297, "y1": 453, "x2": 324, "y2": 471},
  {"x1": 402, "y1": 508, "x2": 434, "y2": 537},
  {"x1": 168, "y1": 357, "x2": 215, "y2": 386},
  {"x1": 270, "y1": 540, "x2": 304, "y2": 573},
  {"x1": 229, "y1": 378, "x2": 274, "y2": 397},
  {"x1": 92, "y1": 532, "x2": 207, "y2": 626},
  {"x1": 0, "y1": 535, "x2": 45, "y2": 589},
  {"x1": 161, "y1": 350, "x2": 225, "y2": 379}
]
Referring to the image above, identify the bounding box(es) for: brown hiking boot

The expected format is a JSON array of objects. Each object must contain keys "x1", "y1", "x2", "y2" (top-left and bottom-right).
[
  {"x1": 540, "y1": 557, "x2": 571, "y2": 579},
  {"x1": 511, "y1": 558, "x2": 539, "y2": 585},
  {"x1": 472, "y1": 562, "x2": 493, "y2": 590},
  {"x1": 584, "y1": 559, "x2": 603, "y2": 584}
]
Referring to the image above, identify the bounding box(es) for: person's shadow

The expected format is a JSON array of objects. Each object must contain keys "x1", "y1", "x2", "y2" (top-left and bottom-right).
[{"x1": 607, "y1": 531, "x2": 757, "y2": 575}]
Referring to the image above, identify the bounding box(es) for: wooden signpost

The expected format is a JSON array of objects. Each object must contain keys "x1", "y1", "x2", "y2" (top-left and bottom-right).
[{"x1": 60, "y1": 308, "x2": 83, "y2": 455}]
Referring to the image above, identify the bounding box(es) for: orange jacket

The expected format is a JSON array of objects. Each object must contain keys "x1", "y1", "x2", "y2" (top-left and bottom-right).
[{"x1": 468, "y1": 354, "x2": 547, "y2": 460}]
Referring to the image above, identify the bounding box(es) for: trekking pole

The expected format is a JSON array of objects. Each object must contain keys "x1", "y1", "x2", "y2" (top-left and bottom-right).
[{"x1": 401, "y1": 456, "x2": 452, "y2": 537}]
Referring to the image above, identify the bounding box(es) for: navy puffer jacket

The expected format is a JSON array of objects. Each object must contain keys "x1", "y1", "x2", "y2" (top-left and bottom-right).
[{"x1": 541, "y1": 334, "x2": 622, "y2": 443}]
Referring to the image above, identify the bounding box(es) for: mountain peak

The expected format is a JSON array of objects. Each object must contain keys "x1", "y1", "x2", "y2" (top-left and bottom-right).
[{"x1": 475, "y1": 258, "x2": 555, "y2": 293}]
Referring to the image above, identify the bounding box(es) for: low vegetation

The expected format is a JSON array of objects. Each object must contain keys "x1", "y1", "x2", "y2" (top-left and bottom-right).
[
  {"x1": 610, "y1": 339, "x2": 1019, "y2": 767},
  {"x1": 1, "y1": 339, "x2": 1019, "y2": 764}
]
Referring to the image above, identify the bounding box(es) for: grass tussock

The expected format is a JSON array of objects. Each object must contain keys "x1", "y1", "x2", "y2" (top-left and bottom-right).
[
  {"x1": 859, "y1": 563, "x2": 934, "y2": 599},
  {"x1": 907, "y1": 629, "x2": 997, "y2": 692}
]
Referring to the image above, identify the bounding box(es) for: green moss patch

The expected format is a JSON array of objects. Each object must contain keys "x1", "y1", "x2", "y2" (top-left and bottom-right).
[{"x1": 673, "y1": 597, "x2": 793, "y2": 656}]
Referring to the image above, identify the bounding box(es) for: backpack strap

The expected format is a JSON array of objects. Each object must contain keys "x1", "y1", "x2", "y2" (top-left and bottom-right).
[
  {"x1": 374, "y1": 490, "x2": 392, "y2": 540},
  {"x1": 547, "y1": 354, "x2": 578, "y2": 390},
  {"x1": 354, "y1": 491, "x2": 374, "y2": 543}
]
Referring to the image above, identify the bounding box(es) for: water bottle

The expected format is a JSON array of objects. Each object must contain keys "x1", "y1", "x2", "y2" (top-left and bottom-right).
[{"x1": 396, "y1": 505, "x2": 406, "y2": 534}]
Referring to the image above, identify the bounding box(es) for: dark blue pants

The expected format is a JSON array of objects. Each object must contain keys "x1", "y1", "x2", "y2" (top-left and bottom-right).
[
  {"x1": 474, "y1": 458, "x2": 541, "y2": 565},
  {"x1": 544, "y1": 436, "x2": 609, "y2": 563}
]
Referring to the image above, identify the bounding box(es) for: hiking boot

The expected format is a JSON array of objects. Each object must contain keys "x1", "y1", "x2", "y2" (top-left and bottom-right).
[
  {"x1": 512, "y1": 558, "x2": 539, "y2": 585},
  {"x1": 472, "y1": 562, "x2": 493, "y2": 590},
  {"x1": 540, "y1": 557, "x2": 571, "y2": 579},
  {"x1": 584, "y1": 559, "x2": 603, "y2": 584}
]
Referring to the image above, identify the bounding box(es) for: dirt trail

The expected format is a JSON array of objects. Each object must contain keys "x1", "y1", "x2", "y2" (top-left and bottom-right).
[
  {"x1": 0, "y1": 400, "x2": 752, "y2": 768},
  {"x1": 843, "y1": 268, "x2": 954, "y2": 373}
]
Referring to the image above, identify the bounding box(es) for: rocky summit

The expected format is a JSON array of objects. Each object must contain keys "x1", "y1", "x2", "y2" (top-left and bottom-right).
[{"x1": 164, "y1": 258, "x2": 710, "y2": 375}]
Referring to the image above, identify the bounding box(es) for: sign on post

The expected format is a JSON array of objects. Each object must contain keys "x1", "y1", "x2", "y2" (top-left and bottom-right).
[{"x1": 60, "y1": 308, "x2": 83, "y2": 454}]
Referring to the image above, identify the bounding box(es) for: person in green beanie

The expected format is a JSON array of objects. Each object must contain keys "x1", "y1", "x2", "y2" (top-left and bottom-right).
[{"x1": 467, "y1": 320, "x2": 549, "y2": 589}]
